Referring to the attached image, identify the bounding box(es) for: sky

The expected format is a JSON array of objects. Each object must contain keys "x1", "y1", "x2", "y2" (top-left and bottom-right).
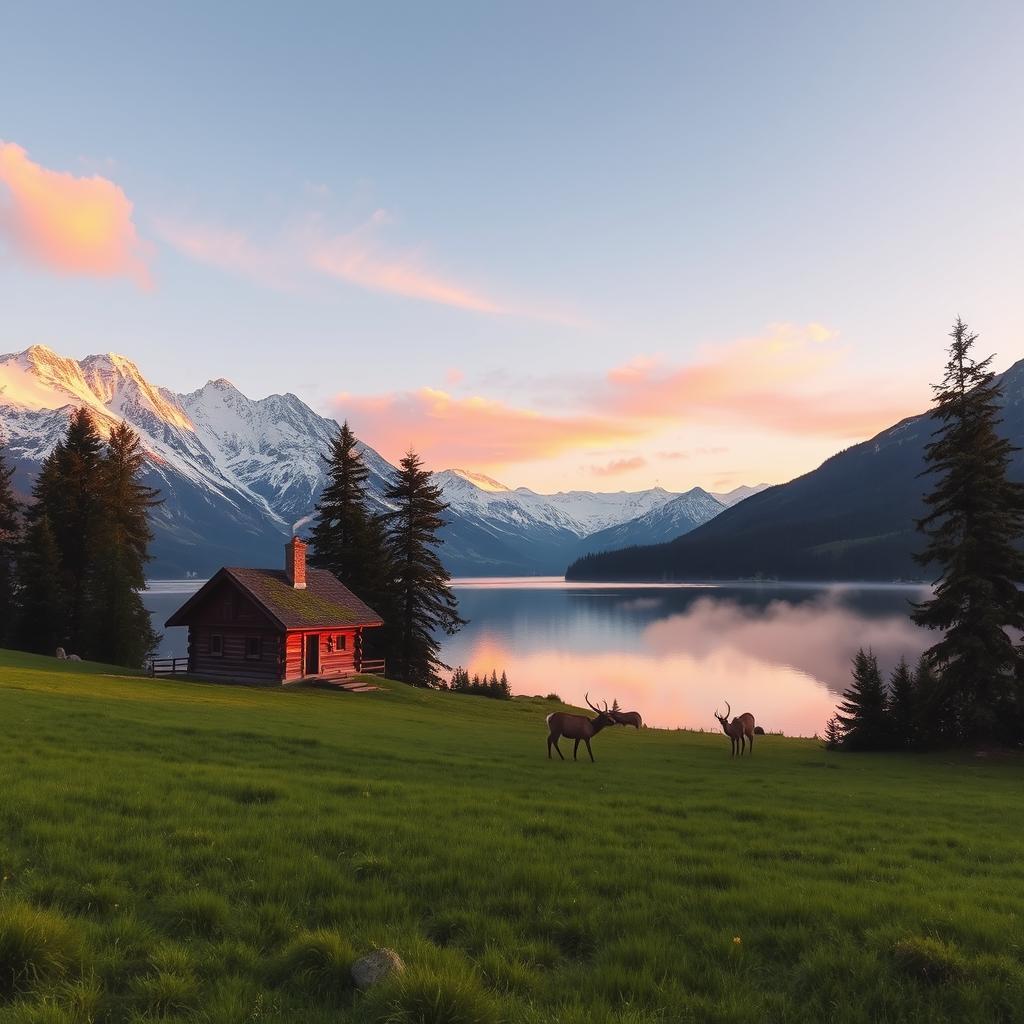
[{"x1": 2, "y1": 1, "x2": 1023, "y2": 493}]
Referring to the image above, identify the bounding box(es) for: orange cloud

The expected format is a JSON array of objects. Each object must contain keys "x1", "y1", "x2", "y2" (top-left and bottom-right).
[
  {"x1": 591, "y1": 456, "x2": 647, "y2": 477},
  {"x1": 603, "y1": 323, "x2": 914, "y2": 438},
  {"x1": 0, "y1": 141, "x2": 150, "y2": 286},
  {"x1": 332, "y1": 323, "x2": 926, "y2": 476},
  {"x1": 340, "y1": 387, "x2": 644, "y2": 466}
]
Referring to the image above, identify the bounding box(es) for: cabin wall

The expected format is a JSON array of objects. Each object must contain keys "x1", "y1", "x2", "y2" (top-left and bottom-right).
[
  {"x1": 188, "y1": 626, "x2": 282, "y2": 684},
  {"x1": 283, "y1": 629, "x2": 359, "y2": 682}
]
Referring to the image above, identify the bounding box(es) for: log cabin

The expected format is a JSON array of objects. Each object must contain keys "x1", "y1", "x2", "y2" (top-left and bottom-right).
[{"x1": 165, "y1": 537, "x2": 383, "y2": 684}]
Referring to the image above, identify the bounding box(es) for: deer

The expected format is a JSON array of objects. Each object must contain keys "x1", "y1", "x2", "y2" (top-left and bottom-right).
[
  {"x1": 546, "y1": 693, "x2": 617, "y2": 762},
  {"x1": 612, "y1": 709, "x2": 644, "y2": 729},
  {"x1": 714, "y1": 701, "x2": 756, "y2": 757}
]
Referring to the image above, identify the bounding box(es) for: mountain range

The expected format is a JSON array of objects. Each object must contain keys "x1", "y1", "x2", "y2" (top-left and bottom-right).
[
  {"x1": 567, "y1": 357, "x2": 1024, "y2": 582},
  {"x1": 0, "y1": 345, "x2": 764, "y2": 577}
]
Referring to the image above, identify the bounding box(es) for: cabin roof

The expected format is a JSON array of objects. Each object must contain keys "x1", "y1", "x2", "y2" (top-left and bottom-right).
[{"x1": 165, "y1": 567, "x2": 383, "y2": 631}]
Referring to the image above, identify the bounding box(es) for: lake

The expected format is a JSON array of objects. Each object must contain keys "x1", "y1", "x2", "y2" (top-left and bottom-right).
[{"x1": 144, "y1": 577, "x2": 934, "y2": 737}]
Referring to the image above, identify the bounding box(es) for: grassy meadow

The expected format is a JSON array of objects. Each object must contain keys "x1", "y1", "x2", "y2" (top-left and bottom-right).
[{"x1": 0, "y1": 649, "x2": 1022, "y2": 1023}]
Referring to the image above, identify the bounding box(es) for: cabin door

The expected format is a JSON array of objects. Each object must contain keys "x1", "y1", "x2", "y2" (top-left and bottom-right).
[{"x1": 305, "y1": 634, "x2": 320, "y2": 676}]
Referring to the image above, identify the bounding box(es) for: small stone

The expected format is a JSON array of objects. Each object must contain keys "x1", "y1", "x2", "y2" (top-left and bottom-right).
[{"x1": 351, "y1": 947, "x2": 405, "y2": 990}]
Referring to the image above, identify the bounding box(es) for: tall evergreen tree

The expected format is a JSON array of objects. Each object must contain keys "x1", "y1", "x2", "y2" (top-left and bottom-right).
[
  {"x1": 888, "y1": 657, "x2": 916, "y2": 750},
  {"x1": 911, "y1": 318, "x2": 1024, "y2": 742},
  {"x1": 0, "y1": 446, "x2": 21, "y2": 645},
  {"x1": 85, "y1": 423, "x2": 162, "y2": 665},
  {"x1": 834, "y1": 649, "x2": 890, "y2": 750},
  {"x1": 16, "y1": 514, "x2": 67, "y2": 654},
  {"x1": 382, "y1": 450, "x2": 465, "y2": 686},
  {"x1": 30, "y1": 408, "x2": 105, "y2": 651},
  {"x1": 308, "y1": 421, "x2": 393, "y2": 660},
  {"x1": 310, "y1": 422, "x2": 373, "y2": 587},
  {"x1": 912, "y1": 655, "x2": 959, "y2": 748}
]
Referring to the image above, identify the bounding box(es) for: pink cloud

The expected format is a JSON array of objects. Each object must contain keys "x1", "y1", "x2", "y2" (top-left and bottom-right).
[
  {"x1": 339, "y1": 387, "x2": 644, "y2": 467},
  {"x1": 309, "y1": 220, "x2": 505, "y2": 314},
  {"x1": 591, "y1": 456, "x2": 647, "y2": 477},
  {"x1": 0, "y1": 141, "x2": 151, "y2": 287},
  {"x1": 602, "y1": 323, "x2": 917, "y2": 438},
  {"x1": 332, "y1": 323, "x2": 926, "y2": 474},
  {"x1": 152, "y1": 217, "x2": 288, "y2": 288}
]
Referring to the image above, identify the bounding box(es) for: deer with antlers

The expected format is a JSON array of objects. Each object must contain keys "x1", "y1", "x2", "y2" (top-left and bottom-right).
[
  {"x1": 714, "y1": 701, "x2": 757, "y2": 757},
  {"x1": 546, "y1": 693, "x2": 617, "y2": 762},
  {"x1": 612, "y1": 709, "x2": 644, "y2": 729}
]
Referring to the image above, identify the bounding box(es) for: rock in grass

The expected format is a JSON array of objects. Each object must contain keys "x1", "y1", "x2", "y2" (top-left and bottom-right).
[{"x1": 351, "y1": 947, "x2": 405, "y2": 989}]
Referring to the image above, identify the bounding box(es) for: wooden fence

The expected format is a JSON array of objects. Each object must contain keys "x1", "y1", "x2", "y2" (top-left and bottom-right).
[
  {"x1": 359, "y1": 658, "x2": 386, "y2": 676},
  {"x1": 148, "y1": 657, "x2": 189, "y2": 677}
]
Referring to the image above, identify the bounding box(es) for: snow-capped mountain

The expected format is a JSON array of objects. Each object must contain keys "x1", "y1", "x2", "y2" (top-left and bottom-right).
[
  {"x1": 0, "y1": 345, "x2": 758, "y2": 577},
  {"x1": 710, "y1": 483, "x2": 770, "y2": 506},
  {"x1": 575, "y1": 487, "x2": 726, "y2": 557}
]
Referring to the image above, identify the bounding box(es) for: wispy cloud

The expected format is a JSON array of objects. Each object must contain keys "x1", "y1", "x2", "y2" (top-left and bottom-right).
[
  {"x1": 308, "y1": 211, "x2": 505, "y2": 313},
  {"x1": 156, "y1": 206, "x2": 571, "y2": 322},
  {"x1": 152, "y1": 217, "x2": 287, "y2": 288},
  {"x1": 0, "y1": 141, "x2": 150, "y2": 287}
]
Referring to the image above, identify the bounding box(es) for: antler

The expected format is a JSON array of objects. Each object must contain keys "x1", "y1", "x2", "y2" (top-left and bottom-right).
[
  {"x1": 723, "y1": 700, "x2": 731, "y2": 720},
  {"x1": 585, "y1": 692, "x2": 600, "y2": 713}
]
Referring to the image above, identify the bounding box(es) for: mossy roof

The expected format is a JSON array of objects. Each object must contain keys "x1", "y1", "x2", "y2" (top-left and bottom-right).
[{"x1": 166, "y1": 568, "x2": 383, "y2": 631}]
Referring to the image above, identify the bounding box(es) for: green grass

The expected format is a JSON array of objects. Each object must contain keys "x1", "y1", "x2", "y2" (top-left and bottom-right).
[{"x1": 0, "y1": 648, "x2": 1022, "y2": 1023}]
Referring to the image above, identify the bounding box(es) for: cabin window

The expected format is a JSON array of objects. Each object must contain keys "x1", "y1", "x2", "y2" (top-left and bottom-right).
[
  {"x1": 246, "y1": 636, "x2": 261, "y2": 660},
  {"x1": 336, "y1": 634, "x2": 347, "y2": 651},
  {"x1": 210, "y1": 634, "x2": 223, "y2": 657}
]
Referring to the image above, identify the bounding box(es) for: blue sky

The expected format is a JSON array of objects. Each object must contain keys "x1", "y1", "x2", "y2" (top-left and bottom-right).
[{"x1": 2, "y1": 2, "x2": 1022, "y2": 490}]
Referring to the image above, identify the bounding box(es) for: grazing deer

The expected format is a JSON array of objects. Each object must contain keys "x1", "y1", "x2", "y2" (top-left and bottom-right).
[
  {"x1": 612, "y1": 710, "x2": 644, "y2": 729},
  {"x1": 714, "y1": 701, "x2": 756, "y2": 757},
  {"x1": 546, "y1": 693, "x2": 617, "y2": 762}
]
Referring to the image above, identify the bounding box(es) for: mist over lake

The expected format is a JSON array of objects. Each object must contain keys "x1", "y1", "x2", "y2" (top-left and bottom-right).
[{"x1": 145, "y1": 578, "x2": 933, "y2": 737}]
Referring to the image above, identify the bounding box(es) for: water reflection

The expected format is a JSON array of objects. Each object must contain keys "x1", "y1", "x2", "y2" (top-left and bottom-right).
[
  {"x1": 441, "y1": 580, "x2": 933, "y2": 738},
  {"x1": 144, "y1": 578, "x2": 934, "y2": 738}
]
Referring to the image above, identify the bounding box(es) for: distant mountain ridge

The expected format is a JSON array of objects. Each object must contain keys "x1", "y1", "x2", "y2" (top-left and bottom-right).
[
  {"x1": 0, "y1": 345, "x2": 763, "y2": 577},
  {"x1": 568, "y1": 357, "x2": 1024, "y2": 582}
]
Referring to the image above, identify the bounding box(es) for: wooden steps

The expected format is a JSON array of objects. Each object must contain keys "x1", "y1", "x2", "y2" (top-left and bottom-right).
[{"x1": 306, "y1": 676, "x2": 383, "y2": 693}]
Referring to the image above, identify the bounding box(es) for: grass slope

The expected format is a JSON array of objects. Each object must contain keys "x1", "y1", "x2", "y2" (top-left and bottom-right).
[{"x1": 1, "y1": 649, "x2": 1022, "y2": 1023}]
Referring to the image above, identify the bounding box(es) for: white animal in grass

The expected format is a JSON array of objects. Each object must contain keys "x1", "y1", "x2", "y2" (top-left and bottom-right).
[{"x1": 54, "y1": 648, "x2": 81, "y2": 662}]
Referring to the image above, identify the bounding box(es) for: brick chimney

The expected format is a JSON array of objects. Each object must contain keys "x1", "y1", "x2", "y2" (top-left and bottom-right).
[{"x1": 285, "y1": 536, "x2": 307, "y2": 589}]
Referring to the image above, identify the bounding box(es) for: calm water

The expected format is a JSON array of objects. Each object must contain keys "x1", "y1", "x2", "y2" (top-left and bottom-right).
[{"x1": 144, "y1": 578, "x2": 934, "y2": 737}]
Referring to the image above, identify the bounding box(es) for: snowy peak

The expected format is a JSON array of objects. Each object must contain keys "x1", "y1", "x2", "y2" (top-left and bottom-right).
[
  {"x1": 448, "y1": 468, "x2": 511, "y2": 492},
  {"x1": 79, "y1": 353, "x2": 195, "y2": 432},
  {"x1": 576, "y1": 486, "x2": 726, "y2": 556},
  {"x1": 710, "y1": 483, "x2": 770, "y2": 506}
]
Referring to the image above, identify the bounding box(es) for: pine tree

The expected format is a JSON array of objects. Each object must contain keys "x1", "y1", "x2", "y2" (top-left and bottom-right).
[
  {"x1": 834, "y1": 649, "x2": 890, "y2": 751},
  {"x1": 29, "y1": 408, "x2": 105, "y2": 651},
  {"x1": 911, "y1": 318, "x2": 1024, "y2": 742},
  {"x1": 500, "y1": 670, "x2": 511, "y2": 699},
  {"x1": 309, "y1": 422, "x2": 374, "y2": 589},
  {"x1": 16, "y1": 515, "x2": 67, "y2": 654},
  {"x1": 309, "y1": 422, "x2": 393, "y2": 661},
  {"x1": 85, "y1": 423, "x2": 162, "y2": 666},
  {"x1": 0, "y1": 446, "x2": 20, "y2": 646},
  {"x1": 912, "y1": 655, "x2": 959, "y2": 747},
  {"x1": 888, "y1": 657, "x2": 916, "y2": 750},
  {"x1": 824, "y1": 715, "x2": 843, "y2": 751},
  {"x1": 382, "y1": 450, "x2": 465, "y2": 686}
]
